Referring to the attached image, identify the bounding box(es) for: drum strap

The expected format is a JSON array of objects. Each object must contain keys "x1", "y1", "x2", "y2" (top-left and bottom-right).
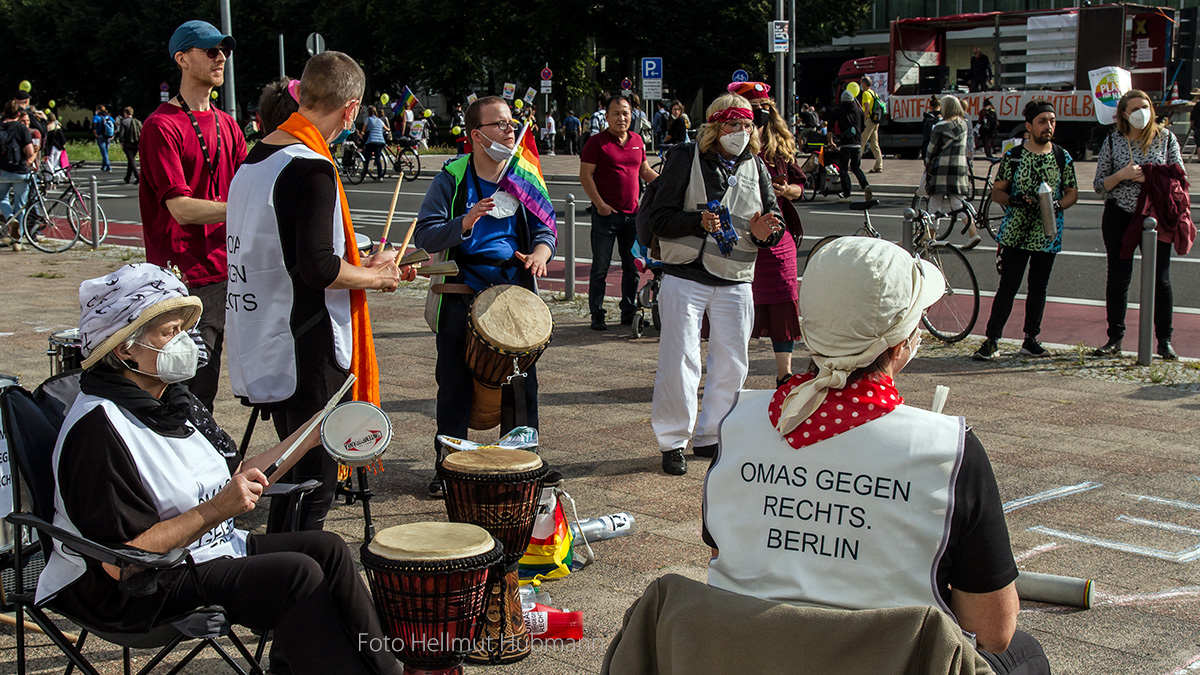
[{"x1": 500, "y1": 374, "x2": 527, "y2": 432}]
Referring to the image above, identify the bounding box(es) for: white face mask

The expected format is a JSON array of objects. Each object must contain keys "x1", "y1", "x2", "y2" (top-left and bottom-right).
[
  {"x1": 719, "y1": 129, "x2": 750, "y2": 156},
  {"x1": 477, "y1": 129, "x2": 515, "y2": 162},
  {"x1": 133, "y1": 331, "x2": 199, "y2": 384},
  {"x1": 1128, "y1": 107, "x2": 1152, "y2": 130}
]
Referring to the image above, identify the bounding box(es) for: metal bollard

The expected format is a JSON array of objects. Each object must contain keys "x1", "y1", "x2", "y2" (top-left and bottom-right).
[
  {"x1": 901, "y1": 208, "x2": 915, "y2": 254},
  {"x1": 89, "y1": 176, "x2": 100, "y2": 250},
  {"x1": 1137, "y1": 217, "x2": 1158, "y2": 366},
  {"x1": 563, "y1": 194, "x2": 576, "y2": 301}
]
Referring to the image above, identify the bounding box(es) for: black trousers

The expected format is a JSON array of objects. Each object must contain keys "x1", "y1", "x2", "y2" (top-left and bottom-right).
[
  {"x1": 979, "y1": 629, "x2": 1051, "y2": 675},
  {"x1": 985, "y1": 247, "x2": 1056, "y2": 340},
  {"x1": 162, "y1": 531, "x2": 401, "y2": 675},
  {"x1": 564, "y1": 132, "x2": 578, "y2": 155},
  {"x1": 837, "y1": 146, "x2": 869, "y2": 198},
  {"x1": 1101, "y1": 201, "x2": 1174, "y2": 342},
  {"x1": 187, "y1": 280, "x2": 226, "y2": 412},
  {"x1": 434, "y1": 293, "x2": 539, "y2": 454},
  {"x1": 267, "y1": 387, "x2": 349, "y2": 533},
  {"x1": 122, "y1": 143, "x2": 139, "y2": 183},
  {"x1": 588, "y1": 211, "x2": 639, "y2": 321}
]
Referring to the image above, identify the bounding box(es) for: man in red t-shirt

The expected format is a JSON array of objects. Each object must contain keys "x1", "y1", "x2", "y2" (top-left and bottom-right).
[
  {"x1": 139, "y1": 20, "x2": 247, "y2": 412},
  {"x1": 579, "y1": 93, "x2": 659, "y2": 330}
]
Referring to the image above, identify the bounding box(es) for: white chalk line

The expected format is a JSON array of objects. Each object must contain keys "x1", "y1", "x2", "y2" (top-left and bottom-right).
[
  {"x1": 1165, "y1": 652, "x2": 1200, "y2": 675},
  {"x1": 1027, "y1": 526, "x2": 1200, "y2": 563},
  {"x1": 1003, "y1": 481, "x2": 1103, "y2": 513},
  {"x1": 1129, "y1": 494, "x2": 1200, "y2": 512},
  {"x1": 1013, "y1": 542, "x2": 1066, "y2": 563}
]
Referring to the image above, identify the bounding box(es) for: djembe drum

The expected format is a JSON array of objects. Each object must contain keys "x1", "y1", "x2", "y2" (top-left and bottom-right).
[
  {"x1": 464, "y1": 285, "x2": 553, "y2": 430},
  {"x1": 438, "y1": 448, "x2": 548, "y2": 664},
  {"x1": 361, "y1": 522, "x2": 503, "y2": 675}
]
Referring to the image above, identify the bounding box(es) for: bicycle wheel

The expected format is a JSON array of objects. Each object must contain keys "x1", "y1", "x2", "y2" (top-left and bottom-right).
[
  {"x1": 69, "y1": 194, "x2": 108, "y2": 245},
  {"x1": 22, "y1": 198, "x2": 79, "y2": 253},
  {"x1": 802, "y1": 235, "x2": 841, "y2": 275},
  {"x1": 801, "y1": 171, "x2": 817, "y2": 201},
  {"x1": 977, "y1": 195, "x2": 1001, "y2": 242},
  {"x1": 398, "y1": 148, "x2": 421, "y2": 181},
  {"x1": 920, "y1": 243, "x2": 979, "y2": 343},
  {"x1": 348, "y1": 152, "x2": 368, "y2": 185}
]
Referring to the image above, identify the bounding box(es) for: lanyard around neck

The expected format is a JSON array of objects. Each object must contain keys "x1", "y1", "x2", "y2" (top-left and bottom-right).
[{"x1": 176, "y1": 96, "x2": 223, "y2": 198}]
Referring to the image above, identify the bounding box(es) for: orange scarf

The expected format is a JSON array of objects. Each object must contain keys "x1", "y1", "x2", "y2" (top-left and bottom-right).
[{"x1": 278, "y1": 112, "x2": 380, "y2": 405}]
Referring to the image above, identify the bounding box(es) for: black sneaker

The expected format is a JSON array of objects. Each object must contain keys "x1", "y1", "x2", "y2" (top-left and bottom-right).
[
  {"x1": 973, "y1": 338, "x2": 999, "y2": 361},
  {"x1": 661, "y1": 448, "x2": 687, "y2": 475},
  {"x1": 1019, "y1": 338, "x2": 1049, "y2": 357},
  {"x1": 590, "y1": 316, "x2": 607, "y2": 331},
  {"x1": 1092, "y1": 340, "x2": 1122, "y2": 357},
  {"x1": 1159, "y1": 340, "x2": 1178, "y2": 361},
  {"x1": 428, "y1": 477, "x2": 445, "y2": 499},
  {"x1": 692, "y1": 443, "x2": 717, "y2": 458}
]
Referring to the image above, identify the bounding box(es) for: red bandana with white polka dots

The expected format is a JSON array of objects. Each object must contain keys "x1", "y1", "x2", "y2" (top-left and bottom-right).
[{"x1": 769, "y1": 373, "x2": 904, "y2": 449}]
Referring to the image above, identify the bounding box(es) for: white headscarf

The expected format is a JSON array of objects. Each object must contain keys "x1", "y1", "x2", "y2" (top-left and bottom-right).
[
  {"x1": 78, "y1": 263, "x2": 202, "y2": 369},
  {"x1": 775, "y1": 237, "x2": 945, "y2": 435}
]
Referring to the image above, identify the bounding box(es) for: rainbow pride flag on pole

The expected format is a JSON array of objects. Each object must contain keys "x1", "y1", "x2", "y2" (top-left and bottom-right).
[
  {"x1": 401, "y1": 86, "x2": 419, "y2": 111},
  {"x1": 498, "y1": 124, "x2": 556, "y2": 235}
]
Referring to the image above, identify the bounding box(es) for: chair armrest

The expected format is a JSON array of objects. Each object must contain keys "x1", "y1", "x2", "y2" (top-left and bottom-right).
[
  {"x1": 264, "y1": 479, "x2": 321, "y2": 498},
  {"x1": 6, "y1": 512, "x2": 188, "y2": 569}
]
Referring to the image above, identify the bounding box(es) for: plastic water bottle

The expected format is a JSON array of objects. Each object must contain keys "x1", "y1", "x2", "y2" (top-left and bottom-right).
[
  {"x1": 570, "y1": 513, "x2": 635, "y2": 542},
  {"x1": 523, "y1": 603, "x2": 583, "y2": 641},
  {"x1": 518, "y1": 584, "x2": 552, "y2": 611}
]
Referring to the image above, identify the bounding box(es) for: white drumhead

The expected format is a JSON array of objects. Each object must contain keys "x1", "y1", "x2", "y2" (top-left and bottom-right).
[
  {"x1": 320, "y1": 401, "x2": 392, "y2": 466},
  {"x1": 471, "y1": 285, "x2": 552, "y2": 352},
  {"x1": 368, "y1": 522, "x2": 496, "y2": 561}
]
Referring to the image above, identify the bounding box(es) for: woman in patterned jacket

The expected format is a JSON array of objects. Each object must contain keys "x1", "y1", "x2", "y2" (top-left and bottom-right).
[{"x1": 924, "y1": 95, "x2": 980, "y2": 250}]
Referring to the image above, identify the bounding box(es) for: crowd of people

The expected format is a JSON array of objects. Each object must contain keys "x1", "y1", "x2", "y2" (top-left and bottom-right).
[{"x1": 14, "y1": 17, "x2": 1199, "y2": 675}]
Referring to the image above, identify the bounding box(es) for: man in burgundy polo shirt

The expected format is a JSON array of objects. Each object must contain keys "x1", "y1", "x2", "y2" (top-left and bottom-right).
[
  {"x1": 579, "y1": 93, "x2": 659, "y2": 330},
  {"x1": 139, "y1": 20, "x2": 248, "y2": 412}
]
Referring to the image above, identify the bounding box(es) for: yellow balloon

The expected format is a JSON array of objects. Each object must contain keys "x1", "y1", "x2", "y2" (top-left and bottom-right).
[
  {"x1": 18, "y1": 80, "x2": 31, "y2": 92},
  {"x1": 44, "y1": 109, "x2": 51, "y2": 116},
  {"x1": 514, "y1": 100, "x2": 524, "y2": 109},
  {"x1": 211, "y1": 90, "x2": 219, "y2": 100},
  {"x1": 48, "y1": 100, "x2": 56, "y2": 108},
  {"x1": 380, "y1": 93, "x2": 390, "y2": 105},
  {"x1": 845, "y1": 81, "x2": 860, "y2": 98},
  {"x1": 451, "y1": 125, "x2": 462, "y2": 135},
  {"x1": 423, "y1": 109, "x2": 433, "y2": 118}
]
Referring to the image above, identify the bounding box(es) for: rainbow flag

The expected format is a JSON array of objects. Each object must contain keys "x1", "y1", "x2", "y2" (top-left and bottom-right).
[
  {"x1": 498, "y1": 124, "x2": 556, "y2": 234},
  {"x1": 401, "y1": 86, "x2": 419, "y2": 111}
]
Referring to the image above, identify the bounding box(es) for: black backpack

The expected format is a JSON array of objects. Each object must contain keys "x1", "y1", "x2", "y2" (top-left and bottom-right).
[{"x1": 0, "y1": 122, "x2": 24, "y2": 172}]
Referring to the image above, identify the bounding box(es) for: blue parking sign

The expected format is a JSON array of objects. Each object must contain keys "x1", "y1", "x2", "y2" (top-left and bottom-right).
[{"x1": 642, "y1": 57, "x2": 663, "y2": 80}]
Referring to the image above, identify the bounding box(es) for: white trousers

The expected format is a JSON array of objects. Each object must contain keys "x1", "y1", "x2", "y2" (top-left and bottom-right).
[{"x1": 652, "y1": 274, "x2": 753, "y2": 452}]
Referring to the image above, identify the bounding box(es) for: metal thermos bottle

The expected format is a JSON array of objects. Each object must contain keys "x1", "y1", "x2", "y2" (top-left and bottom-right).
[
  {"x1": 570, "y1": 513, "x2": 635, "y2": 542},
  {"x1": 1037, "y1": 181, "x2": 1056, "y2": 238}
]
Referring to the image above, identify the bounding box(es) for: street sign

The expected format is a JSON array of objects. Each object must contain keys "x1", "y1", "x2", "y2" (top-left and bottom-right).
[
  {"x1": 541, "y1": 67, "x2": 553, "y2": 81},
  {"x1": 770, "y1": 21, "x2": 789, "y2": 53},
  {"x1": 502, "y1": 83, "x2": 516, "y2": 100},
  {"x1": 642, "y1": 80, "x2": 662, "y2": 100},
  {"x1": 523, "y1": 87, "x2": 537, "y2": 104},
  {"x1": 540, "y1": 79, "x2": 553, "y2": 94},
  {"x1": 620, "y1": 77, "x2": 633, "y2": 91},
  {"x1": 160, "y1": 91, "x2": 170, "y2": 102},
  {"x1": 732, "y1": 69, "x2": 749, "y2": 82},
  {"x1": 159, "y1": 82, "x2": 170, "y2": 92},
  {"x1": 641, "y1": 57, "x2": 663, "y2": 80},
  {"x1": 306, "y1": 32, "x2": 325, "y2": 56}
]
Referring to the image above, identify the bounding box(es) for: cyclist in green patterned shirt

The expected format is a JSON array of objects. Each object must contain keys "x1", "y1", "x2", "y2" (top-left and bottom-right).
[{"x1": 974, "y1": 100, "x2": 1078, "y2": 361}]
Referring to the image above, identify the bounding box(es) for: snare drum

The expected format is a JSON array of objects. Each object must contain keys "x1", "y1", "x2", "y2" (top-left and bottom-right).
[
  {"x1": 439, "y1": 448, "x2": 548, "y2": 664},
  {"x1": 464, "y1": 286, "x2": 552, "y2": 430},
  {"x1": 361, "y1": 522, "x2": 502, "y2": 675},
  {"x1": 47, "y1": 329, "x2": 83, "y2": 376},
  {"x1": 320, "y1": 401, "x2": 392, "y2": 467}
]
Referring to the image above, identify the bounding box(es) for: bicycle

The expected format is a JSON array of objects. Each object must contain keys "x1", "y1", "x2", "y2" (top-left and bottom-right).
[
  {"x1": 911, "y1": 156, "x2": 1003, "y2": 242},
  {"x1": 331, "y1": 141, "x2": 368, "y2": 185},
  {"x1": 803, "y1": 198, "x2": 979, "y2": 343},
  {"x1": 42, "y1": 161, "x2": 107, "y2": 244},
  {"x1": 385, "y1": 137, "x2": 421, "y2": 181},
  {"x1": 14, "y1": 171, "x2": 80, "y2": 253}
]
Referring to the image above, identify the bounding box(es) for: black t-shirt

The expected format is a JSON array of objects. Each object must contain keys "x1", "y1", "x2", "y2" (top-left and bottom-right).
[
  {"x1": 242, "y1": 142, "x2": 347, "y2": 412},
  {"x1": 1, "y1": 119, "x2": 33, "y2": 173},
  {"x1": 664, "y1": 116, "x2": 687, "y2": 144},
  {"x1": 702, "y1": 428, "x2": 1018, "y2": 606}
]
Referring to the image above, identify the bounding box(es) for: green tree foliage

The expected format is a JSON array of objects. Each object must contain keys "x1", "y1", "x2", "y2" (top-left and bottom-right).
[{"x1": 0, "y1": 0, "x2": 872, "y2": 120}]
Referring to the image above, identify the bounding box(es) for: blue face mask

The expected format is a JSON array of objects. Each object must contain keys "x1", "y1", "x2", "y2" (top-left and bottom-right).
[{"x1": 333, "y1": 128, "x2": 352, "y2": 144}]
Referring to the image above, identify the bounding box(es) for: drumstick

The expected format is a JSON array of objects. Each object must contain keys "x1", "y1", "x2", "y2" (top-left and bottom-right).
[
  {"x1": 263, "y1": 374, "x2": 356, "y2": 479},
  {"x1": 396, "y1": 217, "x2": 418, "y2": 258},
  {"x1": 378, "y1": 174, "x2": 404, "y2": 252}
]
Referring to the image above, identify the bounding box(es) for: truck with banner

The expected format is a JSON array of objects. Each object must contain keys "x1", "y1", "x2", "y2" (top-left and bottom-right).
[{"x1": 833, "y1": 3, "x2": 1182, "y2": 158}]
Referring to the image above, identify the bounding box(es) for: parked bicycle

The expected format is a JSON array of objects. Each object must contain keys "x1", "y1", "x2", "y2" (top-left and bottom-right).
[
  {"x1": 41, "y1": 161, "x2": 107, "y2": 245},
  {"x1": 16, "y1": 171, "x2": 80, "y2": 253},
  {"x1": 804, "y1": 198, "x2": 979, "y2": 343},
  {"x1": 911, "y1": 156, "x2": 1003, "y2": 242},
  {"x1": 799, "y1": 144, "x2": 842, "y2": 201},
  {"x1": 332, "y1": 140, "x2": 368, "y2": 185},
  {"x1": 382, "y1": 137, "x2": 421, "y2": 181}
]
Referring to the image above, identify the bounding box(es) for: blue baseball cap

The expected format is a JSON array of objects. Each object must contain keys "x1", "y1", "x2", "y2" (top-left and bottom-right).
[{"x1": 168, "y1": 20, "x2": 235, "y2": 60}]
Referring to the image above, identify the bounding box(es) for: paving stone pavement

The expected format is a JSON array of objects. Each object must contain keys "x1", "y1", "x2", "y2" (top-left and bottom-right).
[{"x1": 2, "y1": 248, "x2": 1200, "y2": 674}]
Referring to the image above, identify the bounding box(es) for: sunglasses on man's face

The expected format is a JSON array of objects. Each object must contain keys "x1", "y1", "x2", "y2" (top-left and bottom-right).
[{"x1": 192, "y1": 45, "x2": 232, "y2": 59}]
